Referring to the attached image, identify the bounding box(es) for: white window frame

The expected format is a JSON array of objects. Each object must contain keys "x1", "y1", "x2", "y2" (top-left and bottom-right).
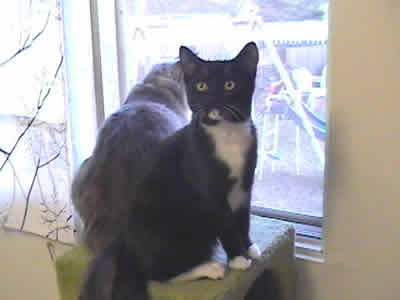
[{"x1": 63, "y1": 1, "x2": 103, "y2": 172}]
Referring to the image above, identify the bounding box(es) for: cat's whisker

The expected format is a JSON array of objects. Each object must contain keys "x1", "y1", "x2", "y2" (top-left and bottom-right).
[
  {"x1": 227, "y1": 104, "x2": 246, "y2": 121},
  {"x1": 223, "y1": 105, "x2": 244, "y2": 121},
  {"x1": 224, "y1": 104, "x2": 243, "y2": 117},
  {"x1": 222, "y1": 106, "x2": 240, "y2": 121}
]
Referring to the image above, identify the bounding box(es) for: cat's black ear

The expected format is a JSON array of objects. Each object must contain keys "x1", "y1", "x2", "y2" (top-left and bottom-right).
[
  {"x1": 235, "y1": 42, "x2": 259, "y2": 76},
  {"x1": 179, "y1": 46, "x2": 200, "y2": 77}
]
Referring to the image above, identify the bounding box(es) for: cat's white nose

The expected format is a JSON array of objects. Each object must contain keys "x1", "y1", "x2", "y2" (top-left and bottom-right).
[{"x1": 208, "y1": 109, "x2": 222, "y2": 120}]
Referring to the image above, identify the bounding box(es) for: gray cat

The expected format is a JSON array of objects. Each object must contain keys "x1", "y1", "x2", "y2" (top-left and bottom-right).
[{"x1": 71, "y1": 62, "x2": 190, "y2": 253}]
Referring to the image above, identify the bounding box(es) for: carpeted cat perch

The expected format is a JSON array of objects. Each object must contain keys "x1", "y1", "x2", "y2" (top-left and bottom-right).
[{"x1": 54, "y1": 216, "x2": 296, "y2": 300}]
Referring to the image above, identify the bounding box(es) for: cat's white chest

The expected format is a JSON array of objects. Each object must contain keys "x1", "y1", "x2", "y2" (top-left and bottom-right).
[
  {"x1": 203, "y1": 120, "x2": 253, "y2": 211},
  {"x1": 204, "y1": 120, "x2": 252, "y2": 177}
]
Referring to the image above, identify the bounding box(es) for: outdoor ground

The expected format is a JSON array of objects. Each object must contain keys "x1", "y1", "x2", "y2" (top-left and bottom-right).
[{"x1": 251, "y1": 105, "x2": 325, "y2": 218}]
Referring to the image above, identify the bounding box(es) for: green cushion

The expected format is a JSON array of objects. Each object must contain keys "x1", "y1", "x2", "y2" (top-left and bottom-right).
[{"x1": 55, "y1": 216, "x2": 295, "y2": 300}]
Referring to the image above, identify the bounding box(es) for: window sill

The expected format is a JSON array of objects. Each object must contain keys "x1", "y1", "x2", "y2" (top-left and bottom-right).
[
  {"x1": 295, "y1": 235, "x2": 324, "y2": 263},
  {"x1": 250, "y1": 211, "x2": 324, "y2": 263}
]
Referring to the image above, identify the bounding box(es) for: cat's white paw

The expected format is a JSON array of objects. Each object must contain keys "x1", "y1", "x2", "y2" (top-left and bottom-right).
[
  {"x1": 248, "y1": 243, "x2": 262, "y2": 260},
  {"x1": 197, "y1": 262, "x2": 226, "y2": 280},
  {"x1": 228, "y1": 256, "x2": 252, "y2": 270}
]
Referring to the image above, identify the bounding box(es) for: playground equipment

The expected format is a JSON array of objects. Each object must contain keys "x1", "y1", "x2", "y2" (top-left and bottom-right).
[
  {"x1": 255, "y1": 80, "x2": 327, "y2": 179},
  {"x1": 255, "y1": 37, "x2": 327, "y2": 179}
]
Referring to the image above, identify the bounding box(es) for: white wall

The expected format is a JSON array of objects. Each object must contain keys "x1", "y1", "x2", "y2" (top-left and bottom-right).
[
  {"x1": 297, "y1": 1, "x2": 400, "y2": 299},
  {"x1": 0, "y1": 229, "x2": 71, "y2": 300}
]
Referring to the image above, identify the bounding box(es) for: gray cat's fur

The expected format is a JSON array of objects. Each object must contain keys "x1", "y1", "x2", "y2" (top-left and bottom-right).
[{"x1": 71, "y1": 62, "x2": 190, "y2": 253}]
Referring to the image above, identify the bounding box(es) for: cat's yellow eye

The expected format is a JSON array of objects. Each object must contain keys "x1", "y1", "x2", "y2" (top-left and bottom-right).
[
  {"x1": 196, "y1": 81, "x2": 208, "y2": 92},
  {"x1": 224, "y1": 80, "x2": 236, "y2": 91}
]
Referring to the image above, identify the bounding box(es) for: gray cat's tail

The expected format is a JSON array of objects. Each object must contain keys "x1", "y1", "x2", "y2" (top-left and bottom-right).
[{"x1": 79, "y1": 239, "x2": 149, "y2": 300}]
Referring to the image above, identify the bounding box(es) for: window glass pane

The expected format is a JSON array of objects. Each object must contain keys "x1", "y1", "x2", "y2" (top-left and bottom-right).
[
  {"x1": 121, "y1": 0, "x2": 329, "y2": 219},
  {"x1": 0, "y1": 0, "x2": 74, "y2": 242}
]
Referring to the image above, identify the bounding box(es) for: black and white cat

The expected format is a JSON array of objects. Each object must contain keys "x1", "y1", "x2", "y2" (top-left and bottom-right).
[{"x1": 79, "y1": 42, "x2": 261, "y2": 300}]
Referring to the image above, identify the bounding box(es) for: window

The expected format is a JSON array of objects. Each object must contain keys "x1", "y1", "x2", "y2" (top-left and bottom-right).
[
  {"x1": 0, "y1": 0, "x2": 329, "y2": 249},
  {"x1": 0, "y1": 0, "x2": 74, "y2": 243},
  {"x1": 109, "y1": 0, "x2": 329, "y2": 239}
]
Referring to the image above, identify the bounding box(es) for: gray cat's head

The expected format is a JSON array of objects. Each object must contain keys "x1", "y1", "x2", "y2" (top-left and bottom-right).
[
  {"x1": 143, "y1": 62, "x2": 185, "y2": 85},
  {"x1": 127, "y1": 61, "x2": 190, "y2": 122},
  {"x1": 179, "y1": 42, "x2": 259, "y2": 124}
]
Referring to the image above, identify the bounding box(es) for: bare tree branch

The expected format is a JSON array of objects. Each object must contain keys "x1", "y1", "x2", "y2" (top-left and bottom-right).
[
  {"x1": 19, "y1": 140, "x2": 65, "y2": 231},
  {"x1": 20, "y1": 158, "x2": 41, "y2": 230},
  {"x1": 1, "y1": 3, "x2": 71, "y2": 240},
  {"x1": 8, "y1": 159, "x2": 27, "y2": 199},
  {"x1": 0, "y1": 55, "x2": 64, "y2": 171},
  {"x1": 0, "y1": 11, "x2": 51, "y2": 67},
  {"x1": 20, "y1": 145, "x2": 64, "y2": 231},
  {"x1": 0, "y1": 148, "x2": 9, "y2": 155},
  {"x1": 46, "y1": 225, "x2": 72, "y2": 239},
  {"x1": 38, "y1": 55, "x2": 64, "y2": 108},
  {"x1": 39, "y1": 148, "x2": 63, "y2": 168},
  {"x1": 41, "y1": 201, "x2": 67, "y2": 220},
  {"x1": 1, "y1": 111, "x2": 40, "y2": 171},
  {"x1": 41, "y1": 215, "x2": 57, "y2": 224}
]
